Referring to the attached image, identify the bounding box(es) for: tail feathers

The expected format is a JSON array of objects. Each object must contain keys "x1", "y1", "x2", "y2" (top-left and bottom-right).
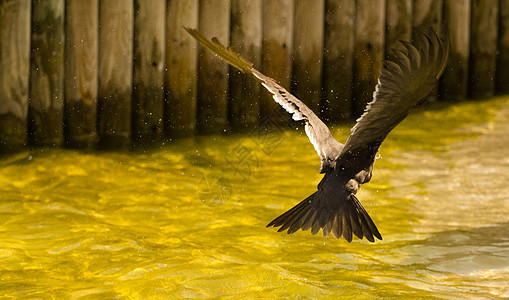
[{"x1": 267, "y1": 193, "x2": 382, "y2": 242}]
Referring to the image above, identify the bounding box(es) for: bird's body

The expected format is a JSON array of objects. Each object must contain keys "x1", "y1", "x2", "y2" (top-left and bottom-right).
[{"x1": 187, "y1": 26, "x2": 449, "y2": 242}]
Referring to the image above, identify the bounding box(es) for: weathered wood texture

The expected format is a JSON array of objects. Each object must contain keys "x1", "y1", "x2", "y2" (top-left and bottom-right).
[
  {"x1": 65, "y1": 0, "x2": 98, "y2": 148},
  {"x1": 260, "y1": 0, "x2": 294, "y2": 122},
  {"x1": 353, "y1": 0, "x2": 385, "y2": 116},
  {"x1": 229, "y1": 0, "x2": 262, "y2": 131},
  {"x1": 133, "y1": 0, "x2": 166, "y2": 146},
  {"x1": 0, "y1": 0, "x2": 508, "y2": 153},
  {"x1": 496, "y1": 0, "x2": 509, "y2": 94},
  {"x1": 323, "y1": 0, "x2": 355, "y2": 121},
  {"x1": 0, "y1": 0, "x2": 31, "y2": 153},
  {"x1": 385, "y1": 0, "x2": 412, "y2": 53},
  {"x1": 292, "y1": 0, "x2": 325, "y2": 114},
  {"x1": 29, "y1": 0, "x2": 64, "y2": 147},
  {"x1": 413, "y1": 0, "x2": 442, "y2": 31},
  {"x1": 469, "y1": 0, "x2": 499, "y2": 98},
  {"x1": 165, "y1": 0, "x2": 198, "y2": 138},
  {"x1": 197, "y1": 0, "x2": 231, "y2": 134},
  {"x1": 98, "y1": 0, "x2": 133, "y2": 148},
  {"x1": 441, "y1": 0, "x2": 470, "y2": 101},
  {"x1": 413, "y1": 0, "x2": 442, "y2": 100}
]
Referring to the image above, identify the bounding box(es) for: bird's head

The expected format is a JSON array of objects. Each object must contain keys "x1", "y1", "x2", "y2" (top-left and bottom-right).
[{"x1": 319, "y1": 158, "x2": 336, "y2": 174}]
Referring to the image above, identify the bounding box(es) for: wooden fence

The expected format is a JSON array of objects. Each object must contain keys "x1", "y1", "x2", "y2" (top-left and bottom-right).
[{"x1": 1, "y1": 0, "x2": 508, "y2": 152}]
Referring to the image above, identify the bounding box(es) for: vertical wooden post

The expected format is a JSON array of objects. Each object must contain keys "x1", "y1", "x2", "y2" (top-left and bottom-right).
[
  {"x1": 260, "y1": 0, "x2": 294, "y2": 122},
  {"x1": 165, "y1": 0, "x2": 198, "y2": 138},
  {"x1": 441, "y1": 0, "x2": 470, "y2": 101},
  {"x1": 65, "y1": 0, "x2": 98, "y2": 148},
  {"x1": 98, "y1": 0, "x2": 133, "y2": 148},
  {"x1": 413, "y1": 0, "x2": 442, "y2": 101},
  {"x1": 133, "y1": 0, "x2": 166, "y2": 146},
  {"x1": 0, "y1": 0, "x2": 31, "y2": 153},
  {"x1": 323, "y1": 0, "x2": 355, "y2": 121},
  {"x1": 469, "y1": 0, "x2": 499, "y2": 98},
  {"x1": 229, "y1": 0, "x2": 262, "y2": 131},
  {"x1": 412, "y1": 0, "x2": 442, "y2": 32},
  {"x1": 292, "y1": 0, "x2": 325, "y2": 114},
  {"x1": 29, "y1": 0, "x2": 64, "y2": 147},
  {"x1": 496, "y1": 0, "x2": 509, "y2": 94},
  {"x1": 385, "y1": 0, "x2": 412, "y2": 53},
  {"x1": 353, "y1": 0, "x2": 385, "y2": 117},
  {"x1": 197, "y1": 0, "x2": 231, "y2": 134}
]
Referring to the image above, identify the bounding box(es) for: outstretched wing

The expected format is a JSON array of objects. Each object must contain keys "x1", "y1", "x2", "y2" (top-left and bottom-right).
[
  {"x1": 186, "y1": 28, "x2": 343, "y2": 173},
  {"x1": 338, "y1": 27, "x2": 449, "y2": 171}
]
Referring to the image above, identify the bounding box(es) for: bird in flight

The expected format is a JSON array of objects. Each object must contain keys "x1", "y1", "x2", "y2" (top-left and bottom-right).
[{"x1": 186, "y1": 27, "x2": 449, "y2": 242}]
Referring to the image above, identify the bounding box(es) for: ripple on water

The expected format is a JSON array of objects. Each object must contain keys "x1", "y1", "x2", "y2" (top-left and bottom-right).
[{"x1": 0, "y1": 97, "x2": 508, "y2": 298}]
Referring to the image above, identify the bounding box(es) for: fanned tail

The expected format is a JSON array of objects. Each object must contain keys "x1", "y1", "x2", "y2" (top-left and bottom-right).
[{"x1": 267, "y1": 193, "x2": 382, "y2": 242}]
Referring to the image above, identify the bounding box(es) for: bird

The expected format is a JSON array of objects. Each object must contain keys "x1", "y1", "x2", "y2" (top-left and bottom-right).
[{"x1": 186, "y1": 26, "x2": 449, "y2": 242}]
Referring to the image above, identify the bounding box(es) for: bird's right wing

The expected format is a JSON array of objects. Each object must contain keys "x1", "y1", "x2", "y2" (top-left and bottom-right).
[{"x1": 186, "y1": 28, "x2": 343, "y2": 173}]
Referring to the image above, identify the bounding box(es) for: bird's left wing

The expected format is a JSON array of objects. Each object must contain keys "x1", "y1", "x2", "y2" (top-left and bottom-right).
[
  {"x1": 186, "y1": 28, "x2": 343, "y2": 173},
  {"x1": 337, "y1": 27, "x2": 449, "y2": 171}
]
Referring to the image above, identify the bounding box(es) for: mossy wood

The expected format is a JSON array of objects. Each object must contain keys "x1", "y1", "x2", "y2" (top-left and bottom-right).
[
  {"x1": 98, "y1": 0, "x2": 133, "y2": 148},
  {"x1": 133, "y1": 0, "x2": 166, "y2": 146},
  {"x1": 0, "y1": 0, "x2": 31, "y2": 152},
  {"x1": 197, "y1": 0, "x2": 231, "y2": 134},
  {"x1": 323, "y1": 0, "x2": 355, "y2": 121},
  {"x1": 65, "y1": 0, "x2": 98, "y2": 148},
  {"x1": 29, "y1": 0, "x2": 64, "y2": 147},
  {"x1": 229, "y1": 0, "x2": 262, "y2": 131}
]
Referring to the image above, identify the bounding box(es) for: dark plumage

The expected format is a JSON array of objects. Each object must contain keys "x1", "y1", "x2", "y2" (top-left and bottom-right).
[{"x1": 186, "y1": 26, "x2": 449, "y2": 242}]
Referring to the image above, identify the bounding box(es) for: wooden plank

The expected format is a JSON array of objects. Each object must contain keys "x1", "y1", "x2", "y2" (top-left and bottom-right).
[
  {"x1": 229, "y1": 0, "x2": 262, "y2": 131},
  {"x1": 469, "y1": 0, "x2": 499, "y2": 98},
  {"x1": 0, "y1": 0, "x2": 31, "y2": 153},
  {"x1": 133, "y1": 0, "x2": 166, "y2": 146},
  {"x1": 440, "y1": 0, "x2": 470, "y2": 101},
  {"x1": 65, "y1": 0, "x2": 98, "y2": 148},
  {"x1": 260, "y1": 0, "x2": 294, "y2": 122},
  {"x1": 292, "y1": 0, "x2": 325, "y2": 114},
  {"x1": 29, "y1": 0, "x2": 64, "y2": 147},
  {"x1": 385, "y1": 0, "x2": 412, "y2": 53},
  {"x1": 98, "y1": 0, "x2": 133, "y2": 148},
  {"x1": 496, "y1": 0, "x2": 509, "y2": 94},
  {"x1": 353, "y1": 0, "x2": 385, "y2": 116},
  {"x1": 165, "y1": 0, "x2": 198, "y2": 137},
  {"x1": 323, "y1": 0, "x2": 355, "y2": 121},
  {"x1": 197, "y1": 0, "x2": 231, "y2": 134},
  {"x1": 412, "y1": 0, "x2": 442, "y2": 32},
  {"x1": 413, "y1": 0, "x2": 442, "y2": 101}
]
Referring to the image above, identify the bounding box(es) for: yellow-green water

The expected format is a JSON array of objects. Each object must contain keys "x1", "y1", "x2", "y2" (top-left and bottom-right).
[{"x1": 1, "y1": 97, "x2": 508, "y2": 299}]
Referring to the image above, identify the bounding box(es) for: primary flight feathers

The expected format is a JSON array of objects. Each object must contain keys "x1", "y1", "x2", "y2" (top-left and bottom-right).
[
  {"x1": 186, "y1": 27, "x2": 449, "y2": 242},
  {"x1": 186, "y1": 27, "x2": 343, "y2": 174}
]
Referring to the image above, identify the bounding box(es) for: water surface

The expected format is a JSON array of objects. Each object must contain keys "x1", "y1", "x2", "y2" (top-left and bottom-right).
[{"x1": 0, "y1": 97, "x2": 508, "y2": 298}]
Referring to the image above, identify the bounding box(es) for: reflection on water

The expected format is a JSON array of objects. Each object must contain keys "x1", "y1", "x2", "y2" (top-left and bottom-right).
[{"x1": 0, "y1": 97, "x2": 508, "y2": 298}]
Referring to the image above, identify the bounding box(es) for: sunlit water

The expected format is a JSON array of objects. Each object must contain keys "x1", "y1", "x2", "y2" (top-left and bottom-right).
[{"x1": 1, "y1": 97, "x2": 508, "y2": 299}]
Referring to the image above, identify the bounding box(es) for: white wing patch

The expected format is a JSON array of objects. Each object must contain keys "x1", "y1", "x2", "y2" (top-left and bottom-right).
[
  {"x1": 253, "y1": 70, "x2": 343, "y2": 172},
  {"x1": 265, "y1": 86, "x2": 305, "y2": 121}
]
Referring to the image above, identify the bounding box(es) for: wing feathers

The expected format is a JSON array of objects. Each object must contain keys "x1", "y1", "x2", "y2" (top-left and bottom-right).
[
  {"x1": 339, "y1": 27, "x2": 449, "y2": 168},
  {"x1": 400, "y1": 40, "x2": 422, "y2": 72},
  {"x1": 186, "y1": 27, "x2": 343, "y2": 173}
]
